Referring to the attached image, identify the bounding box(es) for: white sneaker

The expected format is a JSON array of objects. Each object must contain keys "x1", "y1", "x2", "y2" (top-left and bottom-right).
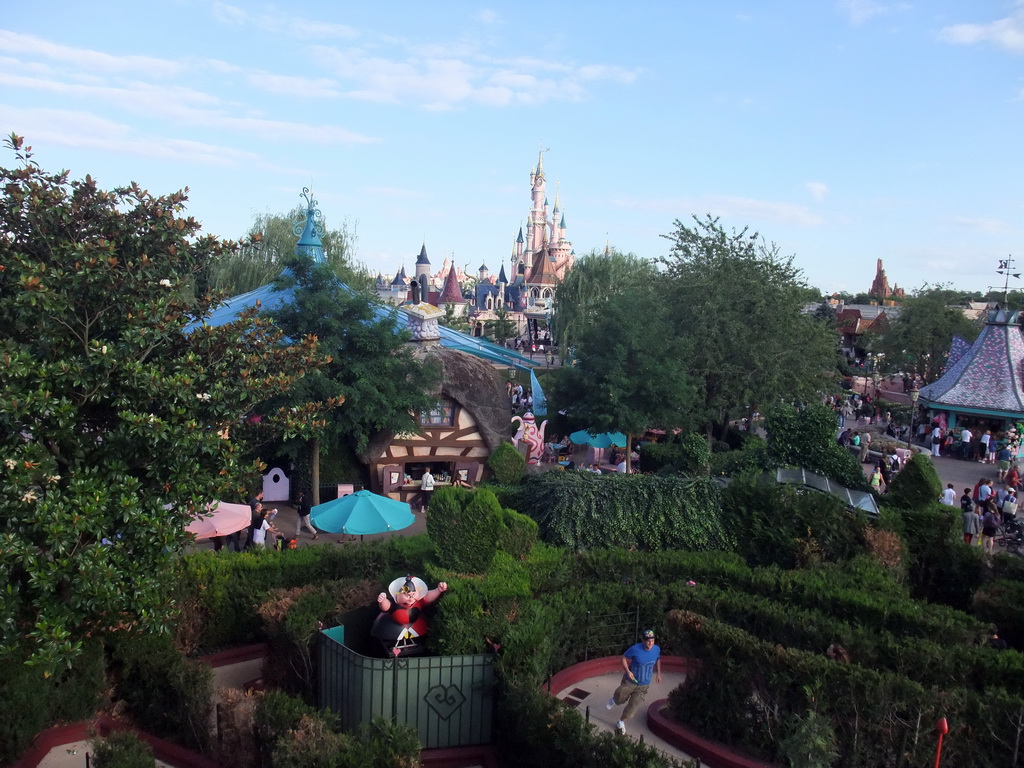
[
  {"x1": 605, "y1": 697, "x2": 615, "y2": 710},
  {"x1": 616, "y1": 720, "x2": 625, "y2": 734}
]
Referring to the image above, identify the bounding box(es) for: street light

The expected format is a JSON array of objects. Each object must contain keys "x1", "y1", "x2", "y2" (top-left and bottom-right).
[
  {"x1": 872, "y1": 371, "x2": 881, "y2": 399},
  {"x1": 908, "y1": 385, "x2": 920, "y2": 450}
]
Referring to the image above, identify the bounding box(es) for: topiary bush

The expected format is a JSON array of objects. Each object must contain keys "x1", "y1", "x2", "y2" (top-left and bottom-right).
[
  {"x1": 766, "y1": 403, "x2": 867, "y2": 489},
  {"x1": 426, "y1": 486, "x2": 502, "y2": 573},
  {"x1": 90, "y1": 730, "x2": 156, "y2": 768},
  {"x1": 678, "y1": 431, "x2": 711, "y2": 473},
  {"x1": 487, "y1": 440, "x2": 526, "y2": 485},
  {"x1": 885, "y1": 452, "x2": 942, "y2": 509},
  {"x1": 974, "y1": 579, "x2": 1024, "y2": 651},
  {"x1": 106, "y1": 632, "x2": 213, "y2": 752},
  {"x1": 498, "y1": 508, "x2": 538, "y2": 559}
]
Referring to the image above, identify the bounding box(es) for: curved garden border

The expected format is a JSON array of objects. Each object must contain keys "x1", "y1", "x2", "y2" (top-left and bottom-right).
[{"x1": 548, "y1": 655, "x2": 775, "y2": 768}]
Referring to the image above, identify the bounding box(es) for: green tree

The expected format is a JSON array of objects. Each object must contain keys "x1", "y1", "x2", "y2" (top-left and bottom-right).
[
  {"x1": 205, "y1": 203, "x2": 365, "y2": 295},
  {"x1": 660, "y1": 215, "x2": 836, "y2": 440},
  {"x1": 546, "y1": 285, "x2": 694, "y2": 470},
  {"x1": 267, "y1": 256, "x2": 440, "y2": 498},
  {"x1": 552, "y1": 248, "x2": 659, "y2": 352},
  {"x1": 0, "y1": 135, "x2": 320, "y2": 672},
  {"x1": 439, "y1": 302, "x2": 471, "y2": 333},
  {"x1": 869, "y1": 285, "x2": 980, "y2": 381},
  {"x1": 484, "y1": 304, "x2": 518, "y2": 346}
]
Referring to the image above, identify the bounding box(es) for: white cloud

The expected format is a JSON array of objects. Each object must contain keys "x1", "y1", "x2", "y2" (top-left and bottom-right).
[
  {"x1": 246, "y1": 72, "x2": 341, "y2": 99},
  {"x1": 474, "y1": 9, "x2": 503, "y2": 25},
  {"x1": 311, "y1": 44, "x2": 636, "y2": 109},
  {"x1": 806, "y1": 182, "x2": 829, "y2": 201},
  {"x1": 938, "y1": 8, "x2": 1024, "y2": 54},
  {"x1": 837, "y1": 0, "x2": 889, "y2": 25},
  {"x1": 0, "y1": 30, "x2": 182, "y2": 78},
  {"x1": 211, "y1": 2, "x2": 359, "y2": 40},
  {"x1": 0, "y1": 72, "x2": 377, "y2": 145}
]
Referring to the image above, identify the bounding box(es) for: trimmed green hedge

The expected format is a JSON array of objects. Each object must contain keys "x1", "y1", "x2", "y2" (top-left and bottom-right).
[
  {"x1": 665, "y1": 609, "x2": 1024, "y2": 768},
  {"x1": 885, "y1": 452, "x2": 943, "y2": 509},
  {"x1": 517, "y1": 472, "x2": 734, "y2": 552},
  {"x1": 175, "y1": 536, "x2": 432, "y2": 651}
]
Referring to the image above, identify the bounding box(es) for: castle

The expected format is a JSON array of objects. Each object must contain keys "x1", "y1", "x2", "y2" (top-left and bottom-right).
[{"x1": 375, "y1": 152, "x2": 574, "y2": 341}]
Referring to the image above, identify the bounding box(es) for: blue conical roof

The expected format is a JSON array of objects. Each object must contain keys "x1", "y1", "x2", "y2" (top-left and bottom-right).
[
  {"x1": 295, "y1": 188, "x2": 325, "y2": 263},
  {"x1": 416, "y1": 244, "x2": 430, "y2": 265}
]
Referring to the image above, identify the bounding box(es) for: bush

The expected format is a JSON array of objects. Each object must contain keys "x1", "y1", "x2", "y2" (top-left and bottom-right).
[
  {"x1": 106, "y1": 632, "x2": 213, "y2": 751},
  {"x1": 271, "y1": 715, "x2": 419, "y2": 768},
  {"x1": 0, "y1": 640, "x2": 106, "y2": 766},
  {"x1": 720, "y1": 478, "x2": 868, "y2": 569},
  {"x1": 974, "y1": 579, "x2": 1024, "y2": 650},
  {"x1": 678, "y1": 431, "x2": 711, "y2": 472},
  {"x1": 498, "y1": 508, "x2": 538, "y2": 559},
  {"x1": 90, "y1": 730, "x2": 156, "y2": 768},
  {"x1": 899, "y1": 507, "x2": 986, "y2": 610},
  {"x1": 175, "y1": 536, "x2": 432, "y2": 651},
  {"x1": 427, "y1": 487, "x2": 502, "y2": 573},
  {"x1": 487, "y1": 441, "x2": 526, "y2": 485},
  {"x1": 518, "y1": 472, "x2": 733, "y2": 552},
  {"x1": 766, "y1": 403, "x2": 867, "y2": 489},
  {"x1": 885, "y1": 453, "x2": 942, "y2": 509}
]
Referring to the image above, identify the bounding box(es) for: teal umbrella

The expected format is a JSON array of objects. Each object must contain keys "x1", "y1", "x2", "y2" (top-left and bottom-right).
[
  {"x1": 569, "y1": 430, "x2": 629, "y2": 448},
  {"x1": 310, "y1": 490, "x2": 415, "y2": 535}
]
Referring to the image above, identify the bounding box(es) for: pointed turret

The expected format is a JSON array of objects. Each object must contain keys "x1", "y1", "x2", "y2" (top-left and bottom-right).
[
  {"x1": 438, "y1": 263, "x2": 465, "y2": 305},
  {"x1": 497, "y1": 265, "x2": 508, "y2": 285},
  {"x1": 416, "y1": 244, "x2": 430, "y2": 266},
  {"x1": 294, "y1": 187, "x2": 325, "y2": 263}
]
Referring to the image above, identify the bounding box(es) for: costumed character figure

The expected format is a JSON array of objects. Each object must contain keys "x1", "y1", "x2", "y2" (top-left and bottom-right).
[
  {"x1": 371, "y1": 575, "x2": 448, "y2": 657},
  {"x1": 510, "y1": 411, "x2": 548, "y2": 465}
]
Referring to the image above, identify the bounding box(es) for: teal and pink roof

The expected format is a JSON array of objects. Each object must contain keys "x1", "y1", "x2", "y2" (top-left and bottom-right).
[{"x1": 920, "y1": 308, "x2": 1024, "y2": 419}]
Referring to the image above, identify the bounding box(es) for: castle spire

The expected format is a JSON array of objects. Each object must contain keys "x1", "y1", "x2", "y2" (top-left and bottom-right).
[{"x1": 294, "y1": 187, "x2": 326, "y2": 264}]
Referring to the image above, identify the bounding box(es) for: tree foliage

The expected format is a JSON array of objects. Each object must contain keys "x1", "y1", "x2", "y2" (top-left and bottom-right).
[
  {"x1": 267, "y1": 257, "x2": 440, "y2": 456},
  {"x1": 546, "y1": 283, "x2": 694, "y2": 467},
  {"x1": 484, "y1": 304, "x2": 518, "y2": 346},
  {"x1": 205, "y1": 204, "x2": 364, "y2": 295},
  {"x1": 765, "y1": 403, "x2": 868, "y2": 489},
  {"x1": 869, "y1": 285, "x2": 979, "y2": 381},
  {"x1": 660, "y1": 215, "x2": 836, "y2": 437},
  {"x1": 0, "y1": 135, "x2": 320, "y2": 672},
  {"x1": 552, "y1": 249, "x2": 660, "y2": 353}
]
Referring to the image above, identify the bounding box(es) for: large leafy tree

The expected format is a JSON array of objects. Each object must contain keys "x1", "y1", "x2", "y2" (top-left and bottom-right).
[
  {"x1": 660, "y1": 215, "x2": 836, "y2": 439},
  {"x1": 205, "y1": 205, "x2": 364, "y2": 295},
  {"x1": 546, "y1": 284, "x2": 694, "y2": 470},
  {"x1": 552, "y1": 248, "x2": 660, "y2": 353},
  {"x1": 484, "y1": 305, "x2": 518, "y2": 346},
  {"x1": 267, "y1": 256, "x2": 440, "y2": 499},
  {"x1": 868, "y1": 285, "x2": 979, "y2": 382},
  {"x1": 0, "y1": 136, "x2": 321, "y2": 671}
]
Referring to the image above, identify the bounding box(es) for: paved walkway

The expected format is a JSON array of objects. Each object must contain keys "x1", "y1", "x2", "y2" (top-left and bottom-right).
[{"x1": 553, "y1": 668, "x2": 707, "y2": 766}]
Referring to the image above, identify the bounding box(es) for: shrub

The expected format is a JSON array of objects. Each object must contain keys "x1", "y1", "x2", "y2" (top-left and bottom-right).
[
  {"x1": 175, "y1": 536, "x2": 432, "y2": 651},
  {"x1": 254, "y1": 689, "x2": 327, "y2": 751},
  {"x1": 107, "y1": 632, "x2": 213, "y2": 751},
  {"x1": 427, "y1": 487, "x2": 502, "y2": 573},
  {"x1": 90, "y1": 730, "x2": 156, "y2": 768},
  {"x1": 885, "y1": 453, "x2": 942, "y2": 509},
  {"x1": 487, "y1": 441, "x2": 526, "y2": 485},
  {"x1": 498, "y1": 508, "x2": 538, "y2": 559},
  {"x1": 678, "y1": 431, "x2": 711, "y2": 472},
  {"x1": 766, "y1": 403, "x2": 867, "y2": 489},
  {"x1": 974, "y1": 579, "x2": 1024, "y2": 650},
  {"x1": 899, "y1": 507, "x2": 986, "y2": 610},
  {"x1": 271, "y1": 715, "x2": 419, "y2": 768},
  {"x1": 0, "y1": 640, "x2": 106, "y2": 766},
  {"x1": 518, "y1": 472, "x2": 733, "y2": 552}
]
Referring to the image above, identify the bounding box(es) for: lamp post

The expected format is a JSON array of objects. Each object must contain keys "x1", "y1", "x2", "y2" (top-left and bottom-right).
[
  {"x1": 872, "y1": 371, "x2": 881, "y2": 400},
  {"x1": 908, "y1": 385, "x2": 920, "y2": 449}
]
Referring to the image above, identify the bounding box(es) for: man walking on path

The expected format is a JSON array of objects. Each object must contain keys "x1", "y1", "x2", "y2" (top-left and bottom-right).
[
  {"x1": 606, "y1": 629, "x2": 661, "y2": 734},
  {"x1": 940, "y1": 484, "x2": 957, "y2": 506}
]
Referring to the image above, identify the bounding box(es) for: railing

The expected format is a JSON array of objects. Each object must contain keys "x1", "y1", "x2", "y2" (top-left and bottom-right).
[{"x1": 318, "y1": 613, "x2": 494, "y2": 749}]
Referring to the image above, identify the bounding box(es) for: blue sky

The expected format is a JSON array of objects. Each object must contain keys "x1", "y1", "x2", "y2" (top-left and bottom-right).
[{"x1": 2, "y1": 1, "x2": 1023, "y2": 295}]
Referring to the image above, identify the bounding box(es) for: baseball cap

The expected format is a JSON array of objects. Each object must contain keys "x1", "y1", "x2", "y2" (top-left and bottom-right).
[{"x1": 642, "y1": 629, "x2": 655, "y2": 639}]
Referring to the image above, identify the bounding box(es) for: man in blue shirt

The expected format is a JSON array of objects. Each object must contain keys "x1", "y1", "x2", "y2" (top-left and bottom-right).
[{"x1": 605, "y1": 629, "x2": 662, "y2": 734}]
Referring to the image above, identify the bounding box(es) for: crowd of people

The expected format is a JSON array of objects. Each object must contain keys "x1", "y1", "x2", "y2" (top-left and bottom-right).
[{"x1": 952, "y1": 477, "x2": 1020, "y2": 554}]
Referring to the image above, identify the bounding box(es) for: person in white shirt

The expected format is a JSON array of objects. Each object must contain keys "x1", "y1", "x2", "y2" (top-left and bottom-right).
[
  {"x1": 420, "y1": 470, "x2": 435, "y2": 512},
  {"x1": 251, "y1": 509, "x2": 281, "y2": 549},
  {"x1": 961, "y1": 427, "x2": 973, "y2": 460},
  {"x1": 940, "y1": 484, "x2": 957, "y2": 506}
]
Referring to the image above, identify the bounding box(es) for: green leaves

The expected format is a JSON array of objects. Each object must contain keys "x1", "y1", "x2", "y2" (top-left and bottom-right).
[{"x1": 0, "y1": 143, "x2": 321, "y2": 672}]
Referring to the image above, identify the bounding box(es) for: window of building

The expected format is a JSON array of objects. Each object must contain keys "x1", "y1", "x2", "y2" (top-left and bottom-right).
[{"x1": 419, "y1": 399, "x2": 455, "y2": 427}]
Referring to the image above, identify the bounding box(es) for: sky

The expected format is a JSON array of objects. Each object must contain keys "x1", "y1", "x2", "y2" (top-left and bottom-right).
[{"x1": 2, "y1": 1, "x2": 1023, "y2": 295}]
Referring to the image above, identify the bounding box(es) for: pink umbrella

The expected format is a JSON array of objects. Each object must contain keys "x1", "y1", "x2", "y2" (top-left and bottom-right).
[{"x1": 186, "y1": 501, "x2": 252, "y2": 540}]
